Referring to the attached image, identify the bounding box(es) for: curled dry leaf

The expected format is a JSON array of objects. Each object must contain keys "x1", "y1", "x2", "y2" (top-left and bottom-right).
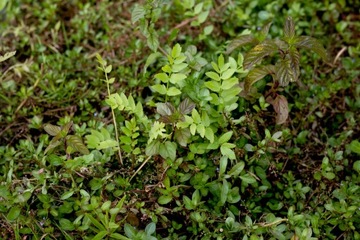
[{"x1": 266, "y1": 94, "x2": 289, "y2": 125}]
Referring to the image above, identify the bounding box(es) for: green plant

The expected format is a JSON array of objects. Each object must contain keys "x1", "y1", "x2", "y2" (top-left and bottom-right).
[{"x1": 227, "y1": 16, "x2": 328, "y2": 124}]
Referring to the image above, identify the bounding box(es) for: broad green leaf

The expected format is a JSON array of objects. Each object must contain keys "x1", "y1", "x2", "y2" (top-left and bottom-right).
[
  {"x1": 244, "y1": 65, "x2": 275, "y2": 92},
  {"x1": 191, "y1": 109, "x2": 201, "y2": 123},
  {"x1": 109, "y1": 233, "x2": 129, "y2": 240},
  {"x1": 218, "y1": 131, "x2": 233, "y2": 144},
  {"x1": 350, "y1": 140, "x2": 360, "y2": 154},
  {"x1": 97, "y1": 139, "x2": 118, "y2": 150},
  {"x1": 196, "y1": 123, "x2": 205, "y2": 138},
  {"x1": 155, "y1": 73, "x2": 169, "y2": 83},
  {"x1": 283, "y1": 16, "x2": 296, "y2": 42},
  {"x1": 204, "y1": 80, "x2": 221, "y2": 92},
  {"x1": 7, "y1": 206, "x2": 21, "y2": 221},
  {"x1": 60, "y1": 191, "x2": 74, "y2": 200},
  {"x1": 221, "y1": 69, "x2": 236, "y2": 80},
  {"x1": 205, "y1": 128, "x2": 214, "y2": 143},
  {"x1": 178, "y1": 98, "x2": 196, "y2": 115},
  {"x1": 105, "y1": 65, "x2": 112, "y2": 74},
  {"x1": 44, "y1": 123, "x2": 61, "y2": 136},
  {"x1": 219, "y1": 156, "x2": 228, "y2": 177},
  {"x1": 172, "y1": 63, "x2": 188, "y2": 72},
  {"x1": 220, "y1": 144, "x2": 236, "y2": 160},
  {"x1": 0, "y1": 51, "x2": 16, "y2": 62},
  {"x1": 145, "y1": 140, "x2": 160, "y2": 156},
  {"x1": 197, "y1": 10, "x2": 209, "y2": 24},
  {"x1": 147, "y1": 30, "x2": 159, "y2": 52},
  {"x1": 85, "y1": 213, "x2": 105, "y2": 231},
  {"x1": 166, "y1": 87, "x2": 181, "y2": 96},
  {"x1": 226, "y1": 35, "x2": 257, "y2": 54},
  {"x1": 205, "y1": 71, "x2": 220, "y2": 81},
  {"x1": 353, "y1": 161, "x2": 360, "y2": 173},
  {"x1": 124, "y1": 224, "x2": 136, "y2": 238},
  {"x1": 244, "y1": 40, "x2": 278, "y2": 69},
  {"x1": 240, "y1": 174, "x2": 257, "y2": 184},
  {"x1": 171, "y1": 43, "x2": 182, "y2": 59},
  {"x1": 227, "y1": 161, "x2": 245, "y2": 177},
  {"x1": 144, "y1": 52, "x2": 162, "y2": 75},
  {"x1": 221, "y1": 77, "x2": 238, "y2": 90},
  {"x1": 174, "y1": 128, "x2": 190, "y2": 147},
  {"x1": 218, "y1": 54, "x2": 225, "y2": 70},
  {"x1": 145, "y1": 222, "x2": 156, "y2": 235},
  {"x1": 59, "y1": 218, "x2": 75, "y2": 231},
  {"x1": 66, "y1": 135, "x2": 90, "y2": 155},
  {"x1": 151, "y1": 84, "x2": 167, "y2": 95},
  {"x1": 159, "y1": 141, "x2": 177, "y2": 161},
  {"x1": 295, "y1": 36, "x2": 328, "y2": 61},
  {"x1": 220, "y1": 179, "x2": 229, "y2": 205},
  {"x1": 158, "y1": 195, "x2": 172, "y2": 205},
  {"x1": 131, "y1": 5, "x2": 145, "y2": 23},
  {"x1": 170, "y1": 73, "x2": 186, "y2": 85}
]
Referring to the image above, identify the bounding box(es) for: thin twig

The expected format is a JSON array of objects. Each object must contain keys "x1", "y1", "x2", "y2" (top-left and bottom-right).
[{"x1": 129, "y1": 155, "x2": 152, "y2": 182}]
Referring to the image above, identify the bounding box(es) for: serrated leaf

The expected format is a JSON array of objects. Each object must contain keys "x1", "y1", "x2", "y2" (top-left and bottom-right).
[
  {"x1": 145, "y1": 140, "x2": 160, "y2": 156},
  {"x1": 226, "y1": 35, "x2": 257, "y2": 54},
  {"x1": 295, "y1": 36, "x2": 328, "y2": 62},
  {"x1": 244, "y1": 40, "x2": 278, "y2": 69},
  {"x1": 147, "y1": 30, "x2": 159, "y2": 52},
  {"x1": 159, "y1": 141, "x2": 177, "y2": 160},
  {"x1": 288, "y1": 46, "x2": 300, "y2": 80},
  {"x1": 0, "y1": 51, "x2": 16, "y2": 62},
  {"x1": 166, "y1": 87, "x2": 181, "y2": 96},
  {"x1": 174, "y1": 127, "x2": 190, "y2": 147},
  {"x1": 131, "y1": 5, "x2": 146, "y2": 23},
  {"x1": 44, "y1": 124, "x2": 61, "y2": 136},
  {"x1": 179, "y1": 98, "x2": 196, "y2": 115},
  {"x1": 284, "y1": 16, "x2": 295, "y2": 42},
  {"x1": 276, "y1": 59, "x2": 295, "y2": 86},
  {"x1": 244, "y1": 65, "x2": 275, "y2": 92},
  {"x1": 157, "y1": 102, "x2": 175, "y2": 116},
  {"x1": 66, "y1": 135, "x2": 90, "y2": 155}
]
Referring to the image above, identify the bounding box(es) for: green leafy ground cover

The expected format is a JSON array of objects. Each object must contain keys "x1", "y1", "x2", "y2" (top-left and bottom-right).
[{"x1": 1, "y1": 0, "x2": 360, "y2": 239}]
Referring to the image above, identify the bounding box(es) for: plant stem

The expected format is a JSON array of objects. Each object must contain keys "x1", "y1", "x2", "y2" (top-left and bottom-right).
[{"x1": 105, "y1": 71, "x2": 123, "y2": 165}]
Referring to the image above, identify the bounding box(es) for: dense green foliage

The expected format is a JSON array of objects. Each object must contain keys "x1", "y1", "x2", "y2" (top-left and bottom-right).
[{"x1": 1, "y1": 0, "x2": 360, "y2": 239}]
